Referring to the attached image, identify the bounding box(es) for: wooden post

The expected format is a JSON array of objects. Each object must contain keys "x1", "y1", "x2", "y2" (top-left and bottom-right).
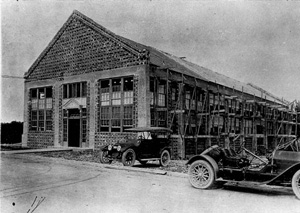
[{"x1": 252, "y1": 94, "x2": 257, "y2": 152}]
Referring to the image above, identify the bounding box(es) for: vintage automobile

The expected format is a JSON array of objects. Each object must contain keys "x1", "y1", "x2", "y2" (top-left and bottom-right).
[
  {"x1": 99, "y1": 127, "x2": 172, "y2": 167},
  {"x1": 187, "y1": 137, "x2": 300, "y2": 199}
]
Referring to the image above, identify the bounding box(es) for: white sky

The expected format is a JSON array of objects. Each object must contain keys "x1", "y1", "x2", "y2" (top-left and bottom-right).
[{"x1": 1, "y1": 0, "x2": 300, "y2": 122}]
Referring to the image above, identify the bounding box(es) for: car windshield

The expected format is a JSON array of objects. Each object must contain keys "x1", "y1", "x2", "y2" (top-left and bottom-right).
[{"x1": 137, "y1": 131, "x2": 155, "y2": 140}]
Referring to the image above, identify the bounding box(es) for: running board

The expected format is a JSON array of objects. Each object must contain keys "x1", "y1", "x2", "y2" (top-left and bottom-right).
[{"x1": 139, "y1": 158, "x2": 160, "y2": 161}]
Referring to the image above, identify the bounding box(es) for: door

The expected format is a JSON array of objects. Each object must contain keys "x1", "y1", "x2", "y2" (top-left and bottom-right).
[{"x1": 68, "y1": 119, "x2": 80, "y2": 147}]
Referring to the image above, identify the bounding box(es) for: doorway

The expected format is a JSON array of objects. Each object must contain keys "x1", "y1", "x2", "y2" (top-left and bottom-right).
[{"x1": 68, "y1": 119, "x2": 80, "y2": 147}]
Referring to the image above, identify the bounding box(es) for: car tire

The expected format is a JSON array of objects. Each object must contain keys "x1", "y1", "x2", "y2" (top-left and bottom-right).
[
  {"x1": 160, "y1": 150, "x2": 171, "y2": 167},
  {"x1": 99, "y1": 150, "x2": 112, "y2": 164},
  {"x1": 122, "y1": 148, "x2": 136, "y2": 167},
  {"x1": 292, "y1": 169, "x2": 300, "y2": 200},
  {"x1": 188, "y1": 160, "x2": 215, "y2": 189}
]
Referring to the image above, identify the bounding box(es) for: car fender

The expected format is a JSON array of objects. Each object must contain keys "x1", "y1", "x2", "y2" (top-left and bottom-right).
[
  {"x1": 120, "y1": 145, "x2": 135, "y2": 153},
  {"x1": 186, "y1": 154, "x2": 219, "y2": 178},
  {"x1": 159, "y1": 147, "x2": 171, "y2": 156},
  {"x1": 99, "y1": 145, "x2": 109, "y2": 151},
  {"x1": 266, "y1": 162, "x2": 300, "y2": 185}
]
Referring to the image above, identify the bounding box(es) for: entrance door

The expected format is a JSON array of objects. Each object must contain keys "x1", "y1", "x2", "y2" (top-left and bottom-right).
[{"x1": 68, "y1": 119, "x2": 80, "y2": 147}]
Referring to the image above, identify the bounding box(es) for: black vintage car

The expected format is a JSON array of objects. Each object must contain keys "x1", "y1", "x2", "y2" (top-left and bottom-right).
[
  {"x1": 187, "y1": 137, "x2": 300, "y2": 199},
  {"x1": 99, "y1": 127, "x2": 172, "y2": 167}
]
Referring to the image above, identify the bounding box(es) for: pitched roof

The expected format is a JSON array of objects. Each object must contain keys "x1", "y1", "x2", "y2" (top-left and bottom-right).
[{"x1": 26, "y1": 10, "x2": 288, "y2": 106}]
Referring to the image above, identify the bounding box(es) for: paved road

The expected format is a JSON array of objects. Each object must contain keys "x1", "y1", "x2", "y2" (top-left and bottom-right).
[{"x1": 1, "y1": 154, "x2": 299, "y2": 213}]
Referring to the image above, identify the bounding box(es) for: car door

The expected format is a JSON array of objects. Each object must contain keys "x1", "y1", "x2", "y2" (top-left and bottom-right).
[
  {"x1": 137, "y1": 139, "x2": 153, "y2": 158},
  {"x1": 147, "y1": 137, "x2": 161, "y2": 157}
]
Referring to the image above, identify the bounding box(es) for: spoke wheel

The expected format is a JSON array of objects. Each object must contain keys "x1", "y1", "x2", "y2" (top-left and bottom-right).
[
  {"x1": 188, "y1": 160, "x2": 215, "y2": 189},
  {"x1": 99, "y1": 151, "x2": 112, "y2": 164},
  {"x1": 292, "y1": 170, "x2": 300, "y2": 200},
  {"x1": 160, "y1": 150, "x2": 171, "y2": 167},
  {"x1": 122, "y1": 148, "x2": 136, "y2": 167}
]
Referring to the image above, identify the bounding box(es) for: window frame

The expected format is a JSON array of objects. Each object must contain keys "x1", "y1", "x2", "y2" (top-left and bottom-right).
[
  {"x1": 29, "y1": 86, "x2": 53, "y2": 132},
  {"x1": 99, "y1": 76, "x2": 134, "y2": 132},
  {"x1": 63, "y1": 82, "x2": 87, "y2": 99}
]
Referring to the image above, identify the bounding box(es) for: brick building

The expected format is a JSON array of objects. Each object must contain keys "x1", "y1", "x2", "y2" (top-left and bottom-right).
[{"x1": 22, "y1": 10, "x2": 299, "y2": 159}]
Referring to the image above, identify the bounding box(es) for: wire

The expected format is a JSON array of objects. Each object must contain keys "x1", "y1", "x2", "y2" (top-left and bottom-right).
[{"x1": 1, "y1": 75, "x2": 23, "y2": 79}]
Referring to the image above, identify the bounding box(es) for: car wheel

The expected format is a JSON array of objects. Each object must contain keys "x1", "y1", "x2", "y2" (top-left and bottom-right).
[
  {"x1": 292, "y1": 170, "x2": 300, "y2": 200},
  {"x1": 160, "y1": 150, "x2": 171, "y2": 167},
  {"x1": 122, "y1": 148, "x2": 136, "y2": 167},
  {"x1": 99, "y1": 151, "x2": 112, "y2": 164},
  {"x1": 188, "y1": 160, "x2": 215, "y2": 189}
]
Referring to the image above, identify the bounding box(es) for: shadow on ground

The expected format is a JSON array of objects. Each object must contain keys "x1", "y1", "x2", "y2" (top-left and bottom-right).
[{"x1": 222, "y1": 183, "x2": 295, "y2": 198}]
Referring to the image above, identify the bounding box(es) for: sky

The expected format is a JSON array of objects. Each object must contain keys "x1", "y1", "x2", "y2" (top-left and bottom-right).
[{"x1": 1, "y1": 0, "x2": 300, "y2": 123}]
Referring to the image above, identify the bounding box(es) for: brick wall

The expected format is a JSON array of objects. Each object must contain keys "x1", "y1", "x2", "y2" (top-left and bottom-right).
[
  {"x1": 27, "y1": 132, "x2": 54, "y2": 148},
  {"x1": 94, "y1": 132, "x2": 137, "y2": 150},
  {"x1": 26, "y1": 17, "x2": 144, "y2": 82}
]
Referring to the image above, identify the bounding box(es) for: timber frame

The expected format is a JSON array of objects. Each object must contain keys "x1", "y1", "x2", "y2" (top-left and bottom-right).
[{"x1": 149, "y1": 66, "x2": 300, "y2": 159}]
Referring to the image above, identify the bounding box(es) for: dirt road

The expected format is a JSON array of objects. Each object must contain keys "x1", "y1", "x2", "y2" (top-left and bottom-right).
[{"x1": 1, "y1": 154, "x2": 299, "y2": 213}]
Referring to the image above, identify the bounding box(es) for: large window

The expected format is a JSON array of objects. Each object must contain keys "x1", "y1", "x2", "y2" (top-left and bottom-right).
[
  {"x1": 30, "y1": 87, "x2": 53, "y2": 131},
  {"x1": 100, "y1": 80, "x2": 110, "y2": 106},
  {"x1": 158, "y1": 81, "x2": 166, "y2": 107},
  {"x1": 63, "y1": 82, "x2": 87, "y2": 99},
  {"x1": 99, "y1": 77, "x2": 134, "y2": 132}
]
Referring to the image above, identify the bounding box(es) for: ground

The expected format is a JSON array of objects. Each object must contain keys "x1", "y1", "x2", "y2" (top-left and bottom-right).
[
  {"x1": 1, "y1": 153, "x2": 300, "y2": 213},
  {"x1": 31, "y1": 150, "x2": 188, "y2": 173}
]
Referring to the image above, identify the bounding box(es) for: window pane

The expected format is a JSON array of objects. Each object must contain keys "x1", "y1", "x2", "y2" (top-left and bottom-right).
[
  {"x1": 124, "y1": 91, "x2": 133, "y2": 105},
  {"x1": 31, "y1": 89, "x2": 37, "y2": 99},
  {"x1": 101, "y1": 80, "x2": 110, "y2": 106},
  {"x1": 46, "y1": 98, "x2": 52, "y2": 109},
  {"x1": 32, "y1": 99, "x2": 38, "y2": 109},
  {"x1": 82, "y1": 119, "x2": 87, "y2": 142},
  {"x1": 124, "y1": 106, "x2": 133, "y2": 126},
  {"x1": 46, "y1": 110, "x2": 52, "y2": 120},
  {"x1": 112, "y1": 106, "x2": 120, "y2": 118},
  {"x1": 76, "y1": 83, "x2": 81, "y2": 98},
  {"x1": 158, "y1": 111, "x2": 167, "y2": 127},
  {"x1": 72, "y1": 84, "x2": 76, "y2": 98},
  {"x1": 158, "y1": 82, "x2": 166, "y2": 107},
  {"x1": 39, "y1": 89, "x2": 45, "y2": 99},
  {"x1": 46, "y1": 87, "x2": 52, "y2": 98},
  {"x1": 112, "y1": 106, "x2": 121, "y2": 127},
  {"x1": 39, "y1": 99, "x2": 45, "y2": 109},
  {"x1": 38, "y1": 110, "x2": 44, "y2": 121},
  {"x1": 82, "y1": 82, "x2": 87, "y2": 97},
  {"x1": 46, "y1": 110, "x2": 52, "y2": 131},
  {"x1": 68, "y1": 84, "x2": 73, "y2": 98},
  {"x1": 124, "y1": 77, "x2": 133, "y2": 91},
  {"x1": 112, "y1": 79, "x2": 121, "y2": 92},
  {"x1": 31, "y1": 110, "x2": 37, "y2": 120},
  {"x1": 158, "y1": 94, "x2": 165, "y2": 107},
  {"x1": 63, "y1": 84, "x2": 68, "y2": 99},
  {"x1": 112, "y1": 92, "x2": 121, "y2": 105},
  {"x1": 63, "y1": 119, "x2": 68, "y2": 141},
  {"x1": 100, "y1": 107, "x2": 110, "y2": 126},
  {"x1": 101, "y1": 93, "x2": 110, "y2": 106}
]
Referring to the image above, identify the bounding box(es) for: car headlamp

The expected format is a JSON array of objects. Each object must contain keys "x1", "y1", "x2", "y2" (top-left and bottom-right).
[
  {"x1": 117, "y1": 145, "x2": 121, "y2": 151},
  {"x1": 108, "y1": 145, "x2": 112, "y2": 151}
]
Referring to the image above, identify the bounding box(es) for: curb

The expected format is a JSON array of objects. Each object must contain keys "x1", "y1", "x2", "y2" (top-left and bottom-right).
[{"x1": 0, "y1": 148, "x2": 74, "y2": 155}]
